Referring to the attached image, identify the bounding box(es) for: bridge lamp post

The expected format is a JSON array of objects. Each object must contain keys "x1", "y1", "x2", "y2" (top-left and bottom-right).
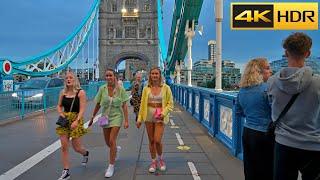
[
  {"x1": 175, "y1": 60, "x2": 181, "y2": 84},
  {"x1": 121, "y1": 8, "x2": 127, "y2": 13},
  {"x1": 215, "y1": 0, "x2": 223, "y2": 91},
  {"x1": 185, "y1": 20, "x2": 195, "y2": 87}
]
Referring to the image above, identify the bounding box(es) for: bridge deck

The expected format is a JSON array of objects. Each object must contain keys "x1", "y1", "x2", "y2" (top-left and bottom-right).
[{"x1": 0, "y1": 102, "x2": 243, "y2": 180}]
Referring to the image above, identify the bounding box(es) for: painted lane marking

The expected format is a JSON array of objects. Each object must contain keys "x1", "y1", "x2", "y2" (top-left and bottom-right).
[
  {"x1": 0, "y1": 114, "x2": 100, "y2": 180},
  {"x1": 170, "y1": 119, "x2": 179, "y2": 128},
  {"x1": 187, "y1": 162, "x2": 201, "y2": 180},
  {"x1": 175, "y1": 133, "x2": 184, "y2": 146},
  {"x1": 170, "y1": 119, "x2": 176, "y2": 126}
]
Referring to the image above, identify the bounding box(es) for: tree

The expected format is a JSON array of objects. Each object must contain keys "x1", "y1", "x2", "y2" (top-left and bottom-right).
[{"x1": 206, "y1": 78, "x2": 231, "y2": 89}]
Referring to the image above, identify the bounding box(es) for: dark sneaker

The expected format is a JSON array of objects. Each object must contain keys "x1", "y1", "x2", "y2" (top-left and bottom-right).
[
  {"x1": 58, "y1": 169, "x2": 70, "y2": 180},
  {"x1": 81, "y1": 151, "x2": 89, "y2": 166}
]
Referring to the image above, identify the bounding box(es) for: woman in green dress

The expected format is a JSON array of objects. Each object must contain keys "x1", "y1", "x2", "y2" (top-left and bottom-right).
[{"x1": 89, "y1": 69, "x2": 129, "y2": 178}]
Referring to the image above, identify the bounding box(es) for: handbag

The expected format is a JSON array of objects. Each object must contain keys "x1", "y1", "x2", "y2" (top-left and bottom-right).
[
  {"x1": 266, "y1": 93, "x2": 300, "y2": 138},
  {"x1": 56, "y1": 116, "x2": 68, "y2": 127},
  {"x1": 130, "y1": 98, "x2": 134, "y2": 106},
  {"x1": 98, "y1": 115, "x2": 109, "y2": 127},
  {"x1": 153, "y1": 107, "x2": 163, "y2": 120},
  {"x1": 56, "y1": 90, "x2": 79, "y2": 127},
  {"x1": 98, "y1": 92, "x2": 114, "y2": 127}
]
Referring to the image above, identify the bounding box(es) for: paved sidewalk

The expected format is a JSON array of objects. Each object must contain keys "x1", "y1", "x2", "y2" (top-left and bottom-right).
[{"x1": 0, "y1": 102, "x2": 244, "y2": 180}]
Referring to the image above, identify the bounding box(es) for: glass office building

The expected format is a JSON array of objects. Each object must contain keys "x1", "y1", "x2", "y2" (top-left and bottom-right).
[{"x1": 270, "y1": 56, "x2": 320, "y2": 74}]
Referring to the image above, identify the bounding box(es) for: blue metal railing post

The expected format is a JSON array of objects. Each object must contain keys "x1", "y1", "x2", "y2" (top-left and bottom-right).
[
  {"x1": 209, "y1": 94, "x2": 216, "y2": 136},
  {"x1": 234, "y1": 96, "x2": 244, "y2": 159},
  {"x1": 43, "y1": 89, "x2": 47, "y2": 113},
  {"x1": 199, "y1": 92, "x2": 204, "y2": 123},
  {"x1": 170, "y1": 83, "x2": 244, "y2": 160},
  {"x1": 21, "y1": 91, "x2": 25, "y2": 119}
]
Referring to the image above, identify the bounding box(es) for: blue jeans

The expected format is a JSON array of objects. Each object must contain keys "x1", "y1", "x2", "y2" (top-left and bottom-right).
[{"x1": 274, "y1": 142, "x2": 320, "y2": 180}]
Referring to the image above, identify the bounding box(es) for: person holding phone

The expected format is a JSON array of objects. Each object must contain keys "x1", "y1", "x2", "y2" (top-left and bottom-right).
[{"x1": 136, "y1": 67, "x2": 173, "y2": 173}]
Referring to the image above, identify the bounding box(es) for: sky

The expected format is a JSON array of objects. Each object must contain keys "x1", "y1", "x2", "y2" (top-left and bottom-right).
[{"x1": 0, "y1": 0, "x2": 319, "y2": 70}]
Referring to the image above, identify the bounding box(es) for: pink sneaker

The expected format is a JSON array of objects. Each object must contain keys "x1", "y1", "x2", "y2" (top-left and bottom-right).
[
  {"x1": 159, "y1": 158, "x2": 166, "y2": 171},
  {"x1": 148, "y1": 160, "x2": 157, "y2": 173}
]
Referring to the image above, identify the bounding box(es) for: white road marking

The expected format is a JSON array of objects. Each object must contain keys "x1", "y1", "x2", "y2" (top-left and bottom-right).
[
  {"x1": 170, "y1": 119, "x2": 176, "y2": 126},
  {"x1": 0, "y1": 114, "x2": 101, "y2": 180},
  {"x1": 188, "y1": 162, "x2": 201, "y2": 180},
  {"x1": 175, "y1": 133, "x2": 184, "y2": 146}
]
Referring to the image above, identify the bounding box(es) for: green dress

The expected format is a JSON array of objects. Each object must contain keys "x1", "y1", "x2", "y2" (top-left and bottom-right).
[{"x1": 95, "y1": 84, "x2": 130, "y2": 128}]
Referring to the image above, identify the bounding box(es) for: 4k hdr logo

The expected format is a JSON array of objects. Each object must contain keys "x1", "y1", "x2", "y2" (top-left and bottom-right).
[{"x1": 231, "y1": 3, "x2": 318, "y2": 30}]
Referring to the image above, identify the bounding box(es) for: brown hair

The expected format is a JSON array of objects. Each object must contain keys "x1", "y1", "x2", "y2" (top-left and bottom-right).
[
  {"x1": 148, "y1": 67, "x2": 163, "y2": 87},
  {"x1": 105, "y1": 68, "x2": 120, "y2": 90},
  {"x1": 283, "y1": 32, "x2": 312, "y2": 59},
  {"x1": 239, "y1": 58, "x2": 269, "y2": 88}
]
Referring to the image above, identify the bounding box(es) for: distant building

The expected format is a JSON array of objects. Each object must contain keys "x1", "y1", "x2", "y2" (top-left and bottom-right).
[
  {"x1": 208, "y1": 40, "x2": 216, "y2": 63},
  {"x1": 191, "y1": 59, "x2": 241, "y2": 87},
  {"x1": 179, "y1": 61, "x2": 187, "y2": 83},
  {"x1": 221, "y1": 60, "x2": 241, "y2": 86},
  {"x1": 270, "y1": 55, "x2": 320, "y2": 74},
  {"x1": 192, "y1": 59, "x2": 215, "y2": 85},
  {"x1": 70, "y1": 68, "x2": 95, "y2": 80}
]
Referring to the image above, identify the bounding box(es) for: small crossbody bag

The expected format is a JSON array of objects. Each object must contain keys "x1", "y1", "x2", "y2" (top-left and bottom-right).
[
  {"x1": 97, "y1": 88, "x2": 116, "y2": 127},
  {"x1": 56, "y1": 90, "x2": 79, "y2": 127}
]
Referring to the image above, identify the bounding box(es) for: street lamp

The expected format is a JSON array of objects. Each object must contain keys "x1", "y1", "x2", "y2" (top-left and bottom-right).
[
  {"x1": 215, "y1": 0, "x2": 223, "y2": 91},
  {"x1": 121, "y1": 8, "x2": 127, "y2": 13},
  {"x1": 185, "y1": 20, "x2": 195, "y2": 87}
]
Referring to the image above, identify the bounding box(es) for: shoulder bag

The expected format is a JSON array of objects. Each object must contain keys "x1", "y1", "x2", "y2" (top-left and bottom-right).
[
  {"x1": 56, "y1": 90, "x2": 79, "y2": 127},
  {"x1": 266, "y1": 93, "x2": 300, "y2": 139}
]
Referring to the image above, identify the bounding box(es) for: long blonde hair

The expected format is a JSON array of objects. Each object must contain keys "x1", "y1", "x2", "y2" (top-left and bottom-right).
[
  {"x1": 239, "y1": 58, "x2": 268, "y2": 88},
  {"x1": 148, "y1": 67, "x2": 163, "y2": 87},
  {"x1": 63, "y1": 71, "x2": 81, "y2": 93}
]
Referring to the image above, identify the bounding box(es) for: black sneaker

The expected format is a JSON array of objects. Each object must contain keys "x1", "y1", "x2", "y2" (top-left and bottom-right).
[
  {"x1": 81, "y1": 151, "x2": 89, "y2": 166},
  {"x1": 58, "y1": 169, "x2": 70, "y2": 180}
]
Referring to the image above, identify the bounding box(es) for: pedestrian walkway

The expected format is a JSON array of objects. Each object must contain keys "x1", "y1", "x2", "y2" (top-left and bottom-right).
[{"x1": 0, "y1": 101, "x2": 244, "y2": 180}]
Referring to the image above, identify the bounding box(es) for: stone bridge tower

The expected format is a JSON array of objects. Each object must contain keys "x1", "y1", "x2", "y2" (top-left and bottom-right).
[{"x1": 99, "y1": 0, "x2": 159, "y2": 78}]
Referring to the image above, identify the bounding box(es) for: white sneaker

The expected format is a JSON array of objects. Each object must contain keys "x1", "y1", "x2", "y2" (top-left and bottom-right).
[
  {"x1": 159, "y1": 158, "x2": 166, "y2": 171},
  {"x1": 105, "y1": 164, "x2": 114, "y2": 178},
  {"x1": 148, "y1": 160, "x2": 157, "y2": 173},
  {"x1": 115, "y1": 146, "x2": 121, "y2": 161}
]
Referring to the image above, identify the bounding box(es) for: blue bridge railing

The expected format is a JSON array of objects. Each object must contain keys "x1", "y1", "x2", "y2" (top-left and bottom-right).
[
  {"x1": 171, "y1": 83, "x2": 244, "y2": 159},
  {"x1": 0, "y1": 82, "x2": 103, "y2": 123}
]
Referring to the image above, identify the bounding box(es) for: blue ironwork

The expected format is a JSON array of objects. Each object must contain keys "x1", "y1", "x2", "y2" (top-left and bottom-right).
[
  {"x1": 171, "y1": 84, "x2": 244, "y2": 160},
  {"x1": 0, "y1": 82, "x2": 103, "y2": 123},
  {"x1": 165, "y1": 0, "x2": 204, "y2": 73},
  {"x1": 0, "y1": 0, "x2": 100, "y2": 77},
  {"x1": 157, "y1": 0, "x2": 168, "y2": 71}
]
